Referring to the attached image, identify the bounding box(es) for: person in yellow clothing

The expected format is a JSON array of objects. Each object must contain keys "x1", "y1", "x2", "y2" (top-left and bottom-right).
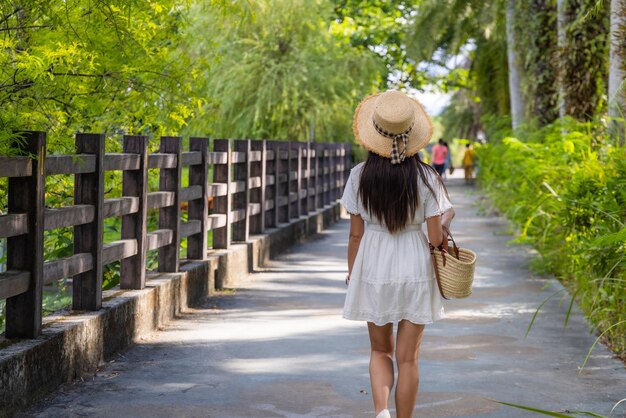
[{"x1": 463, "y1": 143, "x2": 476, "y2": 184}]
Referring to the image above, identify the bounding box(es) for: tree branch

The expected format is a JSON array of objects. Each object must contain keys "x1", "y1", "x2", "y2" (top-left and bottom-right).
[
  {"x1": 0, "y1": 25, "x2": 51, "y2": 32},
  {"x1": 50, "y1": 71, "x2": 114, "y2": 78},
  {"x1": 0, "y1": 7, "x2": 24, "y2": 26}
]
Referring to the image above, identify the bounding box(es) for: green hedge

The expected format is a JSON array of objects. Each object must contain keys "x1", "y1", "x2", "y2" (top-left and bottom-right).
[{"x1": 478, "y1": 118, "x2": 626, "y2": 357}]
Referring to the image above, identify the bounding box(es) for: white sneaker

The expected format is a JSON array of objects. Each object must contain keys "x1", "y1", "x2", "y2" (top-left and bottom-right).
[{"x1": 375, "y1": 409, "x2": 391, "y2": 418}]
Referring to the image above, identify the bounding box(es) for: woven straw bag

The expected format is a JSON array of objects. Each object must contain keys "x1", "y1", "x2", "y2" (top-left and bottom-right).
[{"x1": 429, "y1": 228, "x2": 476, "y2": 299}]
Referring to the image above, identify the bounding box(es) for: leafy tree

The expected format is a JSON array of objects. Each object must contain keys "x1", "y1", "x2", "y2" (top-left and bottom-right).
[
  {"x1": 407, "y1": 0, "x2": 503, "y2": 64},
  {"x1": 332, "y1": 0, "x2": 423, "y2": 88},
  {"x1": 0, "y1": 1, "x2": 208, "y2": 327},
  {"x1": 193, "y1": 0, "x2": 383, "y2": 142},
  {"x1": 0, "y1": 0, "x2": 203, "y2": 152},
  {"x1": 407, "y1": 0, "x2": 511, "y2": 137},
  {"x1": 472, "y1": 31, "x2": 511, "y2": 119},
  {"x1": 439, "y1": 89, "x2": 483, "y2": 140}
]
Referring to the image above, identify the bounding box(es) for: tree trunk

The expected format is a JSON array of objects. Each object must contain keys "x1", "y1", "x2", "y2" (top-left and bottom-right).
[
  {"x1": 506, "y1": 0, "x2": 525, "y2": 129},
  {"x1": 609, "y1": 0, "x2": 626, "y2": 143},
  {"x1": 557, "y1": 0, "x2": 610, "y2": 121},
  {"x1": 518, "y1": 0, "x2": 559, "y2": 126},
  {"x1": 557, "y1": 0, "x2": 567, "y2": 120}
]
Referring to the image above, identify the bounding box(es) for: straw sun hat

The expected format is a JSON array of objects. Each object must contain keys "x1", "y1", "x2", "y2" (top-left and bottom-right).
[{"x1": 353, "y1": 90, "x2": 433, "y2": 164}]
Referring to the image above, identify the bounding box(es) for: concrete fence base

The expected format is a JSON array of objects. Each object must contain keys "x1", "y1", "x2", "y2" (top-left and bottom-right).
[{"x1": 0, "y1": 203, "x2": 343, "y2": 416}]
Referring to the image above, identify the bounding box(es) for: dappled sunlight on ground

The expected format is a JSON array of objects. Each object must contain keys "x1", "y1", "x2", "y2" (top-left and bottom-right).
[
  {"x1": 442, "y1": 303, "x2": 538, "y2": 320},
  {"x1": 221, "y1": 354, "x2": 363, "y2": 375},
  {"x1": 149, "y1": 309, "x2": 357, "y2": 345}
]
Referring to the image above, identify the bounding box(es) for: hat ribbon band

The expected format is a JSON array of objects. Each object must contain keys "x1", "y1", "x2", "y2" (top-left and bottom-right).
[{"x1": 372, "y1": 119, "x2": 414, "y2": 165}]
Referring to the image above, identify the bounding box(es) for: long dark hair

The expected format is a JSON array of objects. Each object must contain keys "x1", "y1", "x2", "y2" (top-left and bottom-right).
[{"x1": 358, "y1": 151, "x2": 444, "y2": 233}]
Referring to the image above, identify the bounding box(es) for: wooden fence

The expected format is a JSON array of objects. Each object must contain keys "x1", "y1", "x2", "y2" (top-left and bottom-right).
[{"x1": 0, "y1": 132, "x2": 352, "y2": 339}]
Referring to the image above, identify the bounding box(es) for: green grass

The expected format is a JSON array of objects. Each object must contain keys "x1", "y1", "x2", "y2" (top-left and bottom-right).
[{"x1": 496, "y1": 400, "x2": 610, "y2": 417}]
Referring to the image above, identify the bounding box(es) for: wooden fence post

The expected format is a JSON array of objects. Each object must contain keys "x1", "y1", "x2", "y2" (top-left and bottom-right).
[
  {"x1": 319, "y1": 144, "x2": 328, "y2": 207},
  {"x1": 121, "y1": 135, "x2": 148, "y2": 289},
  {"x1": 326, "y1": 144, "x2": 336, "y2": 205},
  {"x1": 334, "y1": 144, "x2": 343, "y2": 200},
  {"x1": 313, "y1": 143, "x2": 321, "y2": 210},
  {"x1": 291, "y1": 141, "x2": 302, "y2": 218},
  {"x1": 344, "y1": 143, "x2": 352, "y2": 185},
  {"x1": 303, "y1": 142, "x2": 310, "y2": 215},
  {"x1": 250, "y1": 140, "x2": 266, "y2": 234},
  {"x1": 5, "y1": 131, "x2": 45, "y2": 338},
  {"x1": 272, "y1": 141, "x2": 280, "y2": 227},
  {"x1": 213, "y1": 139, "x2": 231, "y2": 249},
  {"x1": 232, "y1": 139, "x2": 250, "y2": 242},
  {"x1": 320, "y1": 144, "x2": 324, "y2": 204},
  {"x1": 286, "y1": 141, "x2": 292, "y2": 219},
  {"x1": 278, "y1": 141, "x2": 289, "y2": 223},
  {"x1": 331, "y1": 144, "x2": 338, "y2": 201},
  {"x1": 187, "y1": 137, "x2": 209, "y2": 260},
  {"x1": 73, "y1": 133, "x2": 105, "y2": 310},
  {"x1": 158, "y1": 136, "x2": 182, "y2": 272},
  {"x1": 265, "y1": 141, "x2": 279, "y2": 228}
]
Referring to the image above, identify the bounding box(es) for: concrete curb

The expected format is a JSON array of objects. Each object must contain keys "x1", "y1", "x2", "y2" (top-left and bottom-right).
[{"x1": 0, "y1": 203, "x2": 342, "y2": 415}]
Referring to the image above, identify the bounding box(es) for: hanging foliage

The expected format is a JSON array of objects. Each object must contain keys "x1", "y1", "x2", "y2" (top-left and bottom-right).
[
  {"x1": 407, "y1": 0, "x2": 505, "y2": 64},
  {"x1": 407, "y1": 0, "x2": 510, "y2": 138},
  {"x1": 472, "y1": 26, "x2": 511, "y2": 118},
  {"x1": 195, "y1": 0, "x2": 383, "y2": 142},
  {"x1": 440, "y1": 89, "x2": 483, "y2": 140}
]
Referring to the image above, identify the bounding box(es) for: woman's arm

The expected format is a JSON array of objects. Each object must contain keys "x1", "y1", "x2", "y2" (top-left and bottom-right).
[
  {"x1": 426, "y1": 215, "x2": 443, "y2": 248},
  {"x1": 441, "y1": 207, "x2": 455, "y2": 229},
  {"x1": 427, "y1": 208, "x2": 455, "y2": 249},
  {"x1": 347, "y1": 214, "x2": 365, "y2": 279}
]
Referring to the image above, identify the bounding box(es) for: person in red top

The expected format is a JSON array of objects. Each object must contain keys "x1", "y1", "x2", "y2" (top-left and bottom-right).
[{"x1": 431, "y1": 139, "x2": 448, "y2": 177}]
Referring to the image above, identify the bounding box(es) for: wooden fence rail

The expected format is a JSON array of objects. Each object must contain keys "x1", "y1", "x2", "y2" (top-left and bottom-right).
[{"x1": 0, "y1": 132, "x2": 352, "y2": 338}]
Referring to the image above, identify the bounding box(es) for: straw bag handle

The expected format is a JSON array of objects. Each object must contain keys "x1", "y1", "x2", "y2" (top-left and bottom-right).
[
  {"x1": 429, "y1": 225, "x2": 459, "y2": 300},
  {"x1": 442, "y1": 225, "x2": 460, "y2": 259},
  {"x1": 429, "y1": 243, "x2": 449, "y2": 300}
]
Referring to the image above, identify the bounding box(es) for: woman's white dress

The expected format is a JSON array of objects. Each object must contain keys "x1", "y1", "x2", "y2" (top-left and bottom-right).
[{"x1": 340, "y1": 162, "x2": 453, "y2": 326}]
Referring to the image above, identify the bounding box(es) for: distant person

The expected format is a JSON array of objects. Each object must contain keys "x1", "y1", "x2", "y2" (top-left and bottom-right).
[
  {"x1": 443, "y1": 141, "x2": 454, "y2": 178},
  {"x1": 341, "y1": 90, "x2": 455, "y2": 418},
  {"x1": 431, "y1": 138, "x2": 448, "y2": 177},
  {"x1": 463, "y1": 143, "x2": 477, "y2": 184}
]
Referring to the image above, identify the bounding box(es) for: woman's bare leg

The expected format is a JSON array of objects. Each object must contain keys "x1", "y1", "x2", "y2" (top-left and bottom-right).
[
  {"x1": 395, "y1": 320, "x2": 425, "y2": 418},
  {"x1": 367, "y1": 322, "x2": 394, "y2": 416}
]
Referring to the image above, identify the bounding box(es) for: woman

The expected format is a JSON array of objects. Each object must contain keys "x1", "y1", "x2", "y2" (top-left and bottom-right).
[
  {"x1": 341, "y1": 90, "x2": 455, "y2": 418},
  {"x1": 430, "y1": 138, "x2": 448, "y2": 177}
]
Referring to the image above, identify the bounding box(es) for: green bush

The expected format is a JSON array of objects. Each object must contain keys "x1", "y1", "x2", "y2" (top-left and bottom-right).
[{"x1": 478, "y1": 117, "x2": 626, "y2": 357}]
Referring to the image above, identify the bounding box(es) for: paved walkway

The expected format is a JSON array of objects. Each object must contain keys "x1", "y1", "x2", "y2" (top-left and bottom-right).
[{"x1": 24, "y1": 180, "x2": 626, "y2": 418}]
